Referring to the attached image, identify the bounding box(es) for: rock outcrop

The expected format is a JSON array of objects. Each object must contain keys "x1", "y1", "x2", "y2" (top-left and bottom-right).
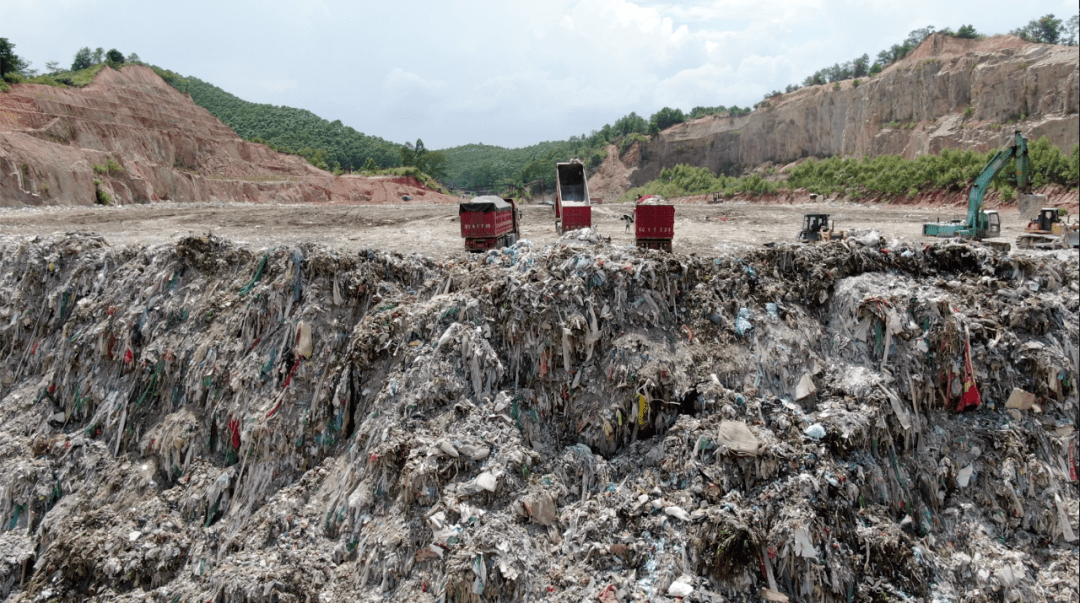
[
  {"x1": 0, "y1": 65, "x2": 457, "y2": 207},
  {"x1": 621, "y1": 34, "x2": 1079, "y2": 188}
]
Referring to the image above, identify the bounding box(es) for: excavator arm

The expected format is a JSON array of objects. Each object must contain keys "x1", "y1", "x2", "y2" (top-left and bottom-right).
[
  {"x1": 924, "y1": 130, "x2": 1029, "y2": 239},
  {"x1": 966, "y1": 131, "x2": 1029, "y2": 233}
]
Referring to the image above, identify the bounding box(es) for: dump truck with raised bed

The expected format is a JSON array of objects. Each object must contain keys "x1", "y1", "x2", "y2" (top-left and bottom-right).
[
  {"x1": 459, "y1": 196, "x2": 520, "y2": 251},
  {"x1": 635, "y1": 195, "x2": 675, "y2": 251},
  {"x1": 554, "y1": 160, "x2": 592, "y2": 234}
]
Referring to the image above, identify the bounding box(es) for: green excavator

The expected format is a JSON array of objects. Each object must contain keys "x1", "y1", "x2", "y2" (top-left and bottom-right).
[{"x1": 923, "y1": 130, "x2": 1030, "y2": 240}]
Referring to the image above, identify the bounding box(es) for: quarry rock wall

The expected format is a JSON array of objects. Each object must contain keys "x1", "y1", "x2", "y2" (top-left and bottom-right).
[{"x1": 626, "y1": 35, "x2": 1080, "y2": 186}]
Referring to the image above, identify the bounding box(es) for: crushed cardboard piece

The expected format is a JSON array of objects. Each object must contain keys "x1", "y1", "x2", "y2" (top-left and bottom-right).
[
  {"x1": 1006, "y1": 388, "x2": 1036, "y2": 410},
  {"x1": 715, "y1": 420, "x2": 760, "y2": 456}
]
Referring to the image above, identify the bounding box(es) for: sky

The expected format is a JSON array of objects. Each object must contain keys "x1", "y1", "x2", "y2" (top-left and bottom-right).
[{"x1": 2, "y1": 0, "x2": 1077, "y2": 149}]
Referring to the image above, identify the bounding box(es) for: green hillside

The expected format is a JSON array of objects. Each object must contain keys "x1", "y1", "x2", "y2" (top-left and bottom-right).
[
  {"x1": 436, "y1": 108, "x2": 743, "y2": 194},
  {"x1": 151, "y1": 68, "x2": 400, "y2": 172},
  {"x1": 9, "y1": 11, "x2": 1075, "y2": 199},
  {"x1": 619, "y1": 140, "x2": 1079, "y2": 203},
  {"x1": 438, "y1": 141, "x2": 599, "y2": 193},
  {"x1": 147, "y1": 67, "x2": 625, "y2": 192}
]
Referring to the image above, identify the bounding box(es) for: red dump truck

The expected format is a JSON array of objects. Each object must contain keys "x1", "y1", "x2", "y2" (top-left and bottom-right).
[
  {"x1": 555, "y1": 160, "x2": 591, "y2": 234},
  {"x1": 459, "y1": 196, "x2": 520, "y2": 251},
  {"x1": 635, "y1": 195, "x2": 674, "y2": 251}
]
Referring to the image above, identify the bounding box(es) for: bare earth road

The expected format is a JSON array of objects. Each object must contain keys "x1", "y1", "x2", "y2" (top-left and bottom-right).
[{"x1": 0, "y1": 200, "x2": 1047, "y2": 257}]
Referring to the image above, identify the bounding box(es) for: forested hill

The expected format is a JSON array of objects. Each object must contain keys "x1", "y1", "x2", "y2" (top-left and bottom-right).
[
  {"x1": 152, "y1": 69, "x2": 401, "y2": 172},
  {"x1": 151, "y1": 68, "x2": 596, "y2": 191},
  {"x1": 437, "y1": 141, "x2": 600, "y2": 193}
]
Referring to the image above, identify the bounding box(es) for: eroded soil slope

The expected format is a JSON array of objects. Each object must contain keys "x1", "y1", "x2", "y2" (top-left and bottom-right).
[{"x1": 0, "y1": 66, "x2": 459, "y2": 207}]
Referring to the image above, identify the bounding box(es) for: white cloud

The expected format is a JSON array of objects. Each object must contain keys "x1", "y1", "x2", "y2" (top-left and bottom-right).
[
  {"x1": 383, "y1": 68, "x2": 449, "y2": 97},
  {"x1": 661, "y1": 0, "x2": 824, "y2": 24},
  {"x1": 1, "y1": 0, "x2": 1074, "y2": 147}
]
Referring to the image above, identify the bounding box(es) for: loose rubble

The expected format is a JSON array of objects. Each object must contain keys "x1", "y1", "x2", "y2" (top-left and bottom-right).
[{"x1": 0, "y1": 231, "x2": 1076, "y2": 602}]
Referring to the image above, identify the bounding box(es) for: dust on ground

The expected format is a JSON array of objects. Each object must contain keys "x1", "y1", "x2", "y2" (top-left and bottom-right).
[{"x1": 0, "y1": 200, "x2": 1037, "y2": 257}]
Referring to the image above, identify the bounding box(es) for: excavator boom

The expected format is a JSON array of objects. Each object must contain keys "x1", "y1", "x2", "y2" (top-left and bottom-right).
[{"x1": 923, "y1": 131, "x2": 1029, "y2": 240}]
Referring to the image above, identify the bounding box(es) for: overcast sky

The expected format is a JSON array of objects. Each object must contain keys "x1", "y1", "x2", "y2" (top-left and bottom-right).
[{"x1": 3, "y1": 1, "x2": 1077, "y2": 149}]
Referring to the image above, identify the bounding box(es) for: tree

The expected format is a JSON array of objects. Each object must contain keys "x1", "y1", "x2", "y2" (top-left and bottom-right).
[
  {"x1": 0, "y1": 38, "x2": 31, "y2": 78},
  {"x1": 45, "y1": 60, "x2": 60, "y2": 73},
  {"x1": 876, "y1": 46, "x2": 899, "y2": 66},
  {"x1": 955, "y1": 24, "x2": 979, "y2": 39},
  {"x1": 413, "y1": 139, "x2": 429, "y2": 173},
  {"x1": 127, "y1": 52, "x2": 141, "y2": 63},
  {"x1": 852, "y1": 54, "x2": 870, "y2": 78},
  {"x1": 425, "y1": 150, "x2": 448, "y2": 180},
  {"x1": 399, "y1": 141, "x2": 416, "y2": 167},
  {"x1": 92, "y1": 47, "x2": 105, "y2": 64},
  {"x1": 803, "y1": 71, "x2": 826, "y2": 87},
  {"x1": 1013, "y1": 14, "x2": 1064, "y2": 44},
  {"x1": 105, "y1": 49, "x2": 125, "y2": 64},
  {"x1": 400, "y1": 138, "x2": 433, "y2": 173},
  {"x1": 1033, "y1": 14, "x2": 1064, "y2": 44},
  {"x1": 688, "y1": 106, "x2": 725, "y2": 119},
  {"x1": 825, "y1": 61, "x2": 853, "y2": 83},
  {"x1": 72, "y1": 47, "x2": 93, "y2": 71},
  {"x1": 597, "y1": 123, "x2": 614, "y2": 143},
  {"x1": 612, "y1": 112, "x2": 647, "y2": 137},
  {"x1": 905, "y1": 26, "x2": 935, "y2": 49},
  {"x1": 648, "y1": 107, "x2": 685, "y2": 135},
  {"x1": 1064, "y1": 15, "x2": 1078, "y2": 46}
]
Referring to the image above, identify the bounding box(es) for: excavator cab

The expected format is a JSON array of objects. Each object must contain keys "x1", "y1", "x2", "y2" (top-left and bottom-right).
[
  {"x1": 983, "y1": 210, "x2": 1001, "y2": 237},
  {"x1": 797, "y1": 213, "x2": 831, "y2": 242}
]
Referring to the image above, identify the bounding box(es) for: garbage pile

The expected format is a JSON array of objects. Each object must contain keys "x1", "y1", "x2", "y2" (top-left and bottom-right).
[{"x1": 0, "y1": 232, "x2": 1076, "y2": 603}]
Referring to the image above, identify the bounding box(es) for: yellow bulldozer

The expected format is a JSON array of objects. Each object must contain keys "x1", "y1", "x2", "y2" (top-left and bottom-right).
[
  {"x1": 796, "y1": 213, "x2": 845, "y2": 242},
  {"x1": 1016, "y1": 203, "x2": 1079, "y2": 250}
]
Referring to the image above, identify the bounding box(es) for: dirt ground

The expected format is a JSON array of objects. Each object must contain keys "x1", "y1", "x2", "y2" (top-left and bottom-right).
[{"x1": 0, "y1": 200, "x2": 1047, "y2": 258}]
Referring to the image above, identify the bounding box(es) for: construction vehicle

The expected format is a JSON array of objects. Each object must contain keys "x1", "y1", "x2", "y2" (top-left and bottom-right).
[
  {"x1": 923, "y1": 131, "x2": 1031, "y2": 240},
  {"x1": 1017, "y1": 207, "x2": 1080, "y2": 249},
  {"x1": 635, "y1": 195, "x2": 675, "y2": 251},
  {"x1": 554, "y1": 160, "x2": 592, "y2": 234},
  {"x1": 796, "y1": 213, "x2": 844, "y2": 242},
  {"x1": 459, "y1": 196, "x2": 520, "y2": 251}
]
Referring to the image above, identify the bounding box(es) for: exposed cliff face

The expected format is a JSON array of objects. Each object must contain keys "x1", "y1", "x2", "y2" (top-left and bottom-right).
[
  {"x1": 622, "y1": 34, "x2": 1079, "y2": 188},
  {"x1": 0, "y1": 66, "x2": 456, "y2": 207}
]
